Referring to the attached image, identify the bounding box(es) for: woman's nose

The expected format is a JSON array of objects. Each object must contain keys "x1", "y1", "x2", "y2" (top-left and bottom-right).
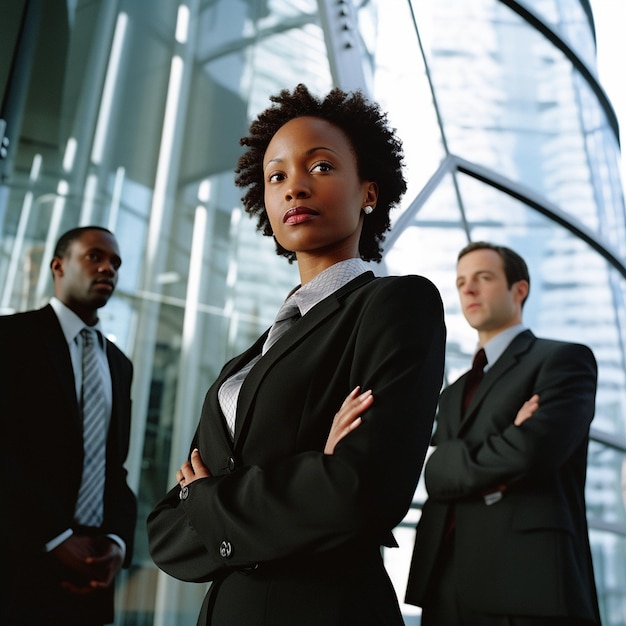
[{"x1": 285, "y1": 178, "x2": 310, "y2": 200}]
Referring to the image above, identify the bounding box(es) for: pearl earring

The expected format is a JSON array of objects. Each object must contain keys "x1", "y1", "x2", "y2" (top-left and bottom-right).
[{"x1": 363, "y1": 206, "x2": 374, "y2": 215}]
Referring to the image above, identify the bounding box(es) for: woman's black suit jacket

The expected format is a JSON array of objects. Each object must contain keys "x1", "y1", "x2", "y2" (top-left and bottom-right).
[
  {"x1": 1, "y1": 304, "x2": 136, "y2": 625},
  {"x1": 148, "y1": 272, "x2": 446, "y2": 625},
  {"x1": 406, "y1": 330, "x2": 601, "y2": 623}
]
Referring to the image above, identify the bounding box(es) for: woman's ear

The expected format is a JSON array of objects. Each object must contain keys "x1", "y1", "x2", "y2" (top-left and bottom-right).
[{"x1": 363, "y1": 181, "x2": 378, "y2": 209}]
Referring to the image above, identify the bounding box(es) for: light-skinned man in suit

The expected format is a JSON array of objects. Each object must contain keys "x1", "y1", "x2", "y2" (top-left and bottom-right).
[
  {"x1": 1, "y1": 226, "x2": 136, "y2": 626},
  {"x1": 405, "y1": 241, "x2": 601, "y2": 625}
]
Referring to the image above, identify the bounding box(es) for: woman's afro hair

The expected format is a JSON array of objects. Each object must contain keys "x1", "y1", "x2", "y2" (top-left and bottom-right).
[{"x1": 234, "y1": 83, "x2": 407, "y2": 263}]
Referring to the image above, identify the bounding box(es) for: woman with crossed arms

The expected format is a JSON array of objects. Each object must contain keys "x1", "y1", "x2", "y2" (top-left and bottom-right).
[{"x1": 148, "y1": 84, "x2": 446, "y2": 625}]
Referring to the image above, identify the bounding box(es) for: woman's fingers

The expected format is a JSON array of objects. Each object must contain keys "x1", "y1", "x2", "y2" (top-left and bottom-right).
[{"x1": 325, "y1": 387, "x2": 373, "y2": 454}]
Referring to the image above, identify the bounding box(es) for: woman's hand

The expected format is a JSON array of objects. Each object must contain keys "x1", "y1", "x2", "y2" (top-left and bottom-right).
[
  {"x1": 514, "y1": 393, "x2": 539, "y2": 426},
  {"x1": 176, "y1": 448, "x2": 211, "y2": 486},
  {"x1": 324, "y1": 386, "x2": 372, "y2": 454}
]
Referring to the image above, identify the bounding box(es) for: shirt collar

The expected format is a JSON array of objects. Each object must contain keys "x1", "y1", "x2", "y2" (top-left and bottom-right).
[
  {"x1": 482, "y1": 323, "x2": 526, "y2": 370},
  {"x1": 289, "y1": 258, "x2": 372, "y2": 317},
  {"x1": 49, "y1": 297, "x2": 105, "y2": 346}
]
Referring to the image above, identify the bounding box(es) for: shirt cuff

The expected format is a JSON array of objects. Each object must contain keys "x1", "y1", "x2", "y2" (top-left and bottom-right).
[
  {"x1": 45, "y1": 528, "x2": 73, "y2": 552},
  {"x1": 44, "y1": 529, "x2": 126, "y2": 563}
]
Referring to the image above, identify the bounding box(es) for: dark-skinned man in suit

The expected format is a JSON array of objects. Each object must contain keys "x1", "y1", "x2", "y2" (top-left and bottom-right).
[{"x1": 1, "y1": 226, "x2": 136, "y2": 626}]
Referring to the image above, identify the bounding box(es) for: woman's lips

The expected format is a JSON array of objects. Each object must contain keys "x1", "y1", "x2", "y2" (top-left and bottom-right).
[{"x1": 283, "y1": 206, "x2": 319, "y2": 224}]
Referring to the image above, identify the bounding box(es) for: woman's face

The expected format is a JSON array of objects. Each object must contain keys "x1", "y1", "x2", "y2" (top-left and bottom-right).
[{"x1": 263, "y1": 116, "x2": 377, "y2": 264}]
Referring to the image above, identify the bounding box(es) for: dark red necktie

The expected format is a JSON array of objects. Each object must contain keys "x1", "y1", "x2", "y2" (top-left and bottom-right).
[
  {"x1": 443, "y1": 348, "x2": 489, "y2": 540},
  {"x1": 463, "y1": 348, "x2": 487, "y2": 412}
]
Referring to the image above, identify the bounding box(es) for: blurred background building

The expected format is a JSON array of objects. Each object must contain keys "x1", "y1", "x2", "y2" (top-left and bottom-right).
[{"x1": 1, "y1": 1, "x2": 624, "y2": 624}]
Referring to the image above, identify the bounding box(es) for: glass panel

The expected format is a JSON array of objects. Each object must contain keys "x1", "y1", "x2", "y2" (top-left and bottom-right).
[
  {"x1": 523, "y1": 0, "x2": 597, "y2": 69},
  {"x1": 411, "y1": 0, "x2": 626, "y2": 256},
  {"x1": 590, "y1": 527, "x2": 626, "y2": 623},
  {"x1": 587, "y1": 443, "x2": 626, "y2": 527},
  {"x1": 370, "y1": 1, "x2": 447, "y2": 212},
  {"x1": 383, "y1": 170, "x2": 476, "y2": 382}
]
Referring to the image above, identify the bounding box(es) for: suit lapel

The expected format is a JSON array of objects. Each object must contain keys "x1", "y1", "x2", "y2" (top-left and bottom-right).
[
  {"x1": 40, "y1": 306, "x2": 81, "y2": 427},
  {"x1": 106, "y1": 341, "x2": 127, "y2": 445},
  {"x1": 233, "y1": 272, "x2": 375, "y2": 449},
  {"x1": 457, "y1": 330, "x2": 535, "y2": 436},
  {"x1": 210, "y1": 333, "x2": 268, "y2": 448},
  {"x1": 440, "y1": 376, "x2": 467, "y2": 438}
]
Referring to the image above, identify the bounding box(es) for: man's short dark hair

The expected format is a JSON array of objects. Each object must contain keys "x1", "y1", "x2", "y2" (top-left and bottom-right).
[{"x1": 53, "y1": 226, "x2": 113, "y2": 259}]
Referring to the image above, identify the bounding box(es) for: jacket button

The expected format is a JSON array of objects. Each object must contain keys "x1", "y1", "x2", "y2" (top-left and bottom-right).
[
  {"x1": 219, "y1": 540, "x2": 233, "y2": 558},
  {"x1": 179, "y1": 486, "x2": 189, "y2": 500},
  {"x1": 228, "y1": 456, "x2": 236, "y2": 471}
]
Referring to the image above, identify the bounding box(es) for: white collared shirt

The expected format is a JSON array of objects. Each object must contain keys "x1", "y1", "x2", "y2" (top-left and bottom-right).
[
  {"x1": 289, "y1": 257, "x2": 372, "y2": 316},
  {"x1": 482, "y1": 323, "x2": 527, "y2": 372},
  {"x1": 46, "y1": 298, "x2": 124, "y2": 556},
  {"x1": 49, "y1": 297, "x2": 113, "y2": 415}
]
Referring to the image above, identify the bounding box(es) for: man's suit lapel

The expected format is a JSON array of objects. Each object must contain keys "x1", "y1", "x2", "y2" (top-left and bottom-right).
[
  {"x1": 233, "y1": 272, "x2": 375, "y2": 449},
  {"x1": 40, "y1": 306, "x2": 81, "y2": 427},
  {"x1": 106, "y1": 341, "x2": 129, "y2": 447},
  {"x1": 442, "y1": 377, "x2": 467, "y2": 437},
  {"x1": 457, "y1": 330, "x2": 536, "y2": 436}
]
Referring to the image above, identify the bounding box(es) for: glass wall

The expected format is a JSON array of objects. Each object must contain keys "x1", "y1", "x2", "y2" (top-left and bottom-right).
[{"x1": 1, "y1": 0, "x2": 624, "y2": 624}]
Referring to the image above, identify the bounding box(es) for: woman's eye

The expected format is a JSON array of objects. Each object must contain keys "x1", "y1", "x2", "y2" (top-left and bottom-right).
[
  {"x1": 268, "y1": 172, "x2": 285, "y2": 183},
  {"x1": 312, "y1": 161, "x2": 333, "y2": 173}
]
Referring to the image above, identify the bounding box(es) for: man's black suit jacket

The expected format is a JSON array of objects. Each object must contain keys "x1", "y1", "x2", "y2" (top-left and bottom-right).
[
  {"x1": 406, "y1": 330, "x2": 601, "y2": 623},
  {"x1": 1, "y1": 304, "x2": 136, "y2": 624},
  {"x1": 148, "y1": 273, "x2": 446, "y2": 626}
]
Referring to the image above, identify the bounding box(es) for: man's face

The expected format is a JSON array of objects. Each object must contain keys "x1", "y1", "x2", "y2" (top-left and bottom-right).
[
  {"x1": 455, "y1": 248, "x2": 527, "y2": 343},
  {"x1": 51, "y1": 230, "x2": 121, "y2": 323}
]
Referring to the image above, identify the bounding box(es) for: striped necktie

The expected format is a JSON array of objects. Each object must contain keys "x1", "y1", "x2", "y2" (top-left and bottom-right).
[
  {"x1": 218, "y1": 298, "x2": 301, "y2": 438},
  {"x1": 262, "y1": 297, "x2": 301, "y2": 355},
  {"x1": 74, "y1": 328, "x2": 107, "y2": 526}
]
